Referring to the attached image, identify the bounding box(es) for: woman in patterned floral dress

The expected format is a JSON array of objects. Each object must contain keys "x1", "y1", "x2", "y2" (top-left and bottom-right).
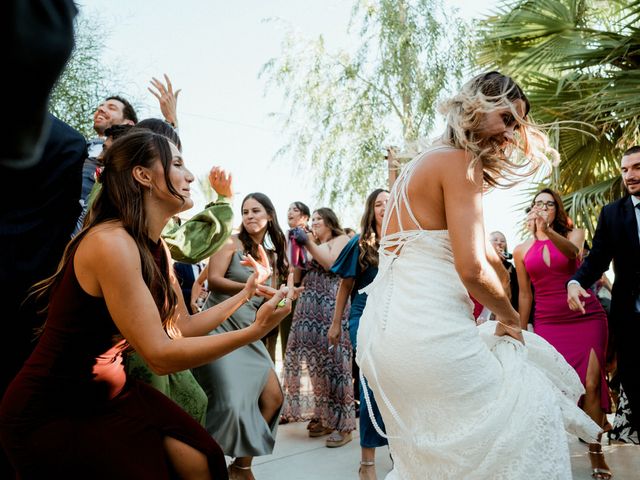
[{"x1": 281, "y1": 207, "x2": 356, "y2": 448}]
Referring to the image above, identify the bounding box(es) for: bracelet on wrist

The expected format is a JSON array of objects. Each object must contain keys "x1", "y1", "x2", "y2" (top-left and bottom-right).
[{"x1": 497, "y1": 321, "x2": 521, "y2": 332}]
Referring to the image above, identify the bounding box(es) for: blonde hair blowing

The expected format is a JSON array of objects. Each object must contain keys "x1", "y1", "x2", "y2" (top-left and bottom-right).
[{"x1": 438, "y1": 71, "x2": 558, "y2": 188}]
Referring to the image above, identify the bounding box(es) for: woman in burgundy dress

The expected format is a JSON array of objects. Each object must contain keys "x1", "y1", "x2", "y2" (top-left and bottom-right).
[
  {"x1": 513, "y1": 188, "x2": 611, "y2": 479},
  {"x1": 0, "y1": 131, "x2": 297, "y2": 479}
]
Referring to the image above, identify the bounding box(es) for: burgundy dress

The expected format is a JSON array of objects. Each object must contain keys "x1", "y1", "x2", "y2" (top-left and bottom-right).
[
  {"x1": 524, "y1": 239, "x2": 610, "y2": 411},
  {"x1": 0, "y1": 242, "x2": 228, "y2": 479}
]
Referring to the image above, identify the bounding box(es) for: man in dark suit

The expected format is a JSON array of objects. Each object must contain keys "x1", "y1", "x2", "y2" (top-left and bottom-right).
[
  {"x1": 0, "y1": 115, "x2": 86, "y2": 398},
  {"x1": 568, "y1": 145, "x2": 640, "y2": 432}
]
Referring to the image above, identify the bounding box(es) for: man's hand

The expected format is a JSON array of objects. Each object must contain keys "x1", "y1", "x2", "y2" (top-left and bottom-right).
[
  {"x1": 208, "y1": 166, "x2": 233, "y2": 198},
  {"x1": 148, "y1": 74, "x2": 181, "y2": 127},
  {"x1": 567, "y1": 282, "x2": 590, "y2": 314}
]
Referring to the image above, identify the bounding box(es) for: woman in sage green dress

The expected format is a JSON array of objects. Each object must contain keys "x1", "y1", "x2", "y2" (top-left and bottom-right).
[{"x1": 193, "y1": 192, "x2": 289, "y2": 479}]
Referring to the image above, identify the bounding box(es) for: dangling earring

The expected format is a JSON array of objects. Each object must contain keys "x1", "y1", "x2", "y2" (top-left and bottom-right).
[{"x1": 149, "y1": 184, "x2": 153, "y2": 197}]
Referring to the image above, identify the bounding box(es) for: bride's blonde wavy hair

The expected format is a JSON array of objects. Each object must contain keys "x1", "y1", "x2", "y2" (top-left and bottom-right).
[{"x1": 438, "y1": 71, "x2": 558, "y2": 188}]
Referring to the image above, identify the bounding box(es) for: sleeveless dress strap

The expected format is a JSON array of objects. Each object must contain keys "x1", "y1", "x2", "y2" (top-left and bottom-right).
[{"x1": 361, "y1": 145, "x2": 454, "y2": 297}]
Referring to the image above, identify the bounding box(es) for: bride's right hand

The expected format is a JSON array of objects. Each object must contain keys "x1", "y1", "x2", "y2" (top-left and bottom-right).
[{"x1": 494, "y1": 314, "x2": 524, "y2": 344}]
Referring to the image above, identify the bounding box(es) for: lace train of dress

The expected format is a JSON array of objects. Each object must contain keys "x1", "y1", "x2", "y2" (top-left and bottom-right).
[
  {"x1": 357, "y1": 232, "x2": 600, "y2": 479},
  {"x1": 355, "y1": 147, "x2": 600, "y2": 480}
]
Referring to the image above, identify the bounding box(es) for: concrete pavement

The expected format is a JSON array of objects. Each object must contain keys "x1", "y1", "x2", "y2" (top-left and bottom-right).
[{"x1": 252, "y1": 421, "x2": 638, "y2": 479}]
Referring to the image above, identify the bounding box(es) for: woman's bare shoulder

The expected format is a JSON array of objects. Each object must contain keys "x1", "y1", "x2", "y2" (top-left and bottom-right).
[
  {"x1": 210, "y1": 233, "x2": 240, "y2": 261},
  {"x1": 80, "y1": 222, "x2": 137, "y2": 254},
  {"x1": 513, "y1": 238, "x2": 535, "y2": 258},
  {"x1": 410, "y1": 147, "x2": 474, "y2": 183},
  {"x1": 74, "y1": 223, "x2": 142, "y2": 291},
  {"x1": 220, "y1": 233, "x2": 241, "y2": 249},
  {"x1": 330, "y1": 234, "x2": 350, "y2": 249}
]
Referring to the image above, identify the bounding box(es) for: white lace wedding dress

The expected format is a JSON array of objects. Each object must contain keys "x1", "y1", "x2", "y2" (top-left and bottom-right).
[{"x1": 356, "y1": 147, "x2": 601, "y2": 480}]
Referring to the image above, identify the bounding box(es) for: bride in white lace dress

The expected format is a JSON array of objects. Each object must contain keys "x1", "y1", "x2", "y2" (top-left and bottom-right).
[{"x1": 356, "y1": 72, "x2": 602, "y2": 480}]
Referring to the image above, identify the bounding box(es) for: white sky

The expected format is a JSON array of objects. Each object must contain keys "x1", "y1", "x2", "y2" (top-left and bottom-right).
[{"x1": 77, "y1": 0, "x2": 534, "y2": 253}]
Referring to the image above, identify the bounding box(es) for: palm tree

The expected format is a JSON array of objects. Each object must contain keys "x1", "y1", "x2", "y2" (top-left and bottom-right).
[{"x1": 476, "y1": 0, "x2": 640, "y2": 236}]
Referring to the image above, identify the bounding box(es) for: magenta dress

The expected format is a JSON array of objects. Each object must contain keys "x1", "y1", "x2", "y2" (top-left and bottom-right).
[{"x1": 524, "y1": 239, "x2": 610, "y2": 411}]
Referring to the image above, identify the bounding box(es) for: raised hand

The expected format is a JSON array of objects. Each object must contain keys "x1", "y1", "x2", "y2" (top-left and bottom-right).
[
  {"x1": 255, "y1": 284, "x2": 277, "y2": 299},
  {"x1": 534, "y1": 210, "x2": 550, "y2": 233},
  {"x1": 567, "y1": 282, "x2": 590, "y2": 314},
  {"x1": 254, "y1": 273, "x2": 298, "y2": 335},
  {"x1": 208, "y1": 166, "x2": 233, "y2": 198},
  {"x1": 291, "y1": 226, "x2": 308, "y2": 245},
  {"x1": 257, "y1": 282, "x2": 304, "y2": 300},
  {"x1": 148, "y1": 74, "x2": 181, "y2": 127},
  {"x1": 525, "y1": 212, "x2": 536, "y2": 234},
  {"x1": 240, "y1": 245, "x2": 272, "y2": 292}
]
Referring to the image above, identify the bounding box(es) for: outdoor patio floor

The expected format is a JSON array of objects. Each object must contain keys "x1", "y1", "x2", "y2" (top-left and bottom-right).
[{"x1": 250, "y1": 419, "x2": 639, "y2": 479}]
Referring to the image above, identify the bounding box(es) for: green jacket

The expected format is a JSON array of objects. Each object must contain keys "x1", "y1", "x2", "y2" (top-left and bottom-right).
[{"x1": 162, "y1": 195, "x2": 233, "y2": 263}]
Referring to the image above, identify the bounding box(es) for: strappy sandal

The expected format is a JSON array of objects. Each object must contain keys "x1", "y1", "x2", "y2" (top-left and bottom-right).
[
  {"x1": 358, "y1": 461, "x2": 376, "y2": 480},
  {"x1": 588, "y1": 444, "x2": 612, "y2": 479},
  {"x1": 325, "y1": 430, "x2": 352, "y2": 448}
]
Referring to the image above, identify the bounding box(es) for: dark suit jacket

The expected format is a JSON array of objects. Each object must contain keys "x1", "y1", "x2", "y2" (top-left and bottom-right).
[
  {"x1": 0, "y1": 114, "x2": 86, "y2": 400},
  {"x1": 173, "y1": 262, "x2": 197, "y2": 313},
  {"x1": 0, "y1": 114, "x2": 86, "y2": 297},
  {"x1": 572, "y1": 195, "x2": 640, "y2": 333}
]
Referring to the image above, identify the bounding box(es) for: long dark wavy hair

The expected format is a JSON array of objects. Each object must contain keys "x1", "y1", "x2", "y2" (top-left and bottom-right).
[
  {"x1": 32, "y1": 131, "x2": 185, "y2": 337},
  {"x1": 358, "y1": 189, "x2": 388, "y2": 270},
  {"x1": 313, "y1": 208, "x2": 344, "y2": 241},
  {"x1": 531, "y1": 188, "x2": 574, "y2": 237},
  {"x1": 238, "y1": 193, "x2": 288, "y2": 279}
]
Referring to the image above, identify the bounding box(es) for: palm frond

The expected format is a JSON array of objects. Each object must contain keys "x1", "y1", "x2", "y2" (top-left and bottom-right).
[{"x1": 563, "y1": 176, "x2": 624, "y2": 237}]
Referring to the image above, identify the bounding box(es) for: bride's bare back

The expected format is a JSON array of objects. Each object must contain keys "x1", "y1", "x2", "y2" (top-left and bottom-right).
[{"x1": 384, "y1": 145, "x2": 473, "y2": 236}]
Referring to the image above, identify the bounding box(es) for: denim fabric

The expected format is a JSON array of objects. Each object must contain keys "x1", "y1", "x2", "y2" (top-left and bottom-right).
[{"x1": 349, "y1": 317, "x2": 388, "y2": 448}]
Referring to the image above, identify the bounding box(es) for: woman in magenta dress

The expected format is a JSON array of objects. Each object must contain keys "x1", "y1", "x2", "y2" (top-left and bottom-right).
[{"x1": 514, "y1": 188, "x2": 611, "y2": 479}]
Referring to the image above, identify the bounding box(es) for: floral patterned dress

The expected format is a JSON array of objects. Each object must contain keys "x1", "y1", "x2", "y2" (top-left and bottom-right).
[{"x1": 281, "y1": 259, "x2": 356, "y2": 433}]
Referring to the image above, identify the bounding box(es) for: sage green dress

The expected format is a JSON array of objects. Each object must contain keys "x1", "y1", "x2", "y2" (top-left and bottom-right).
[
  {"x1": 193, "y1": 251, "x2": 281, "y2": 457},
  {"x1": 126, "y1": 353, "x2": 208, "y2": 425},
  {"x1": 126, "y1": 196, "x2": 234, "y2": 425}
]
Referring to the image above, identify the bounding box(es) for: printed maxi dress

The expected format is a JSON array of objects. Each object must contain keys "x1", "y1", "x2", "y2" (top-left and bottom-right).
[{"x1": 281, "y1": 259, "x2": 356, "y2": 433}]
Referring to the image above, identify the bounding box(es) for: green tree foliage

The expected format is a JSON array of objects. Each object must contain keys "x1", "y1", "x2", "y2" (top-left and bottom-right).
[
  {"x1": 477, "y1": 0, "x2": 640, "y2": 237},
  {"x1": 49, "y1": 16, "x2": 125, "y2": 138},
  {"x1": 261, "y1": 0, "x2": 470, "y2": 206}
]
